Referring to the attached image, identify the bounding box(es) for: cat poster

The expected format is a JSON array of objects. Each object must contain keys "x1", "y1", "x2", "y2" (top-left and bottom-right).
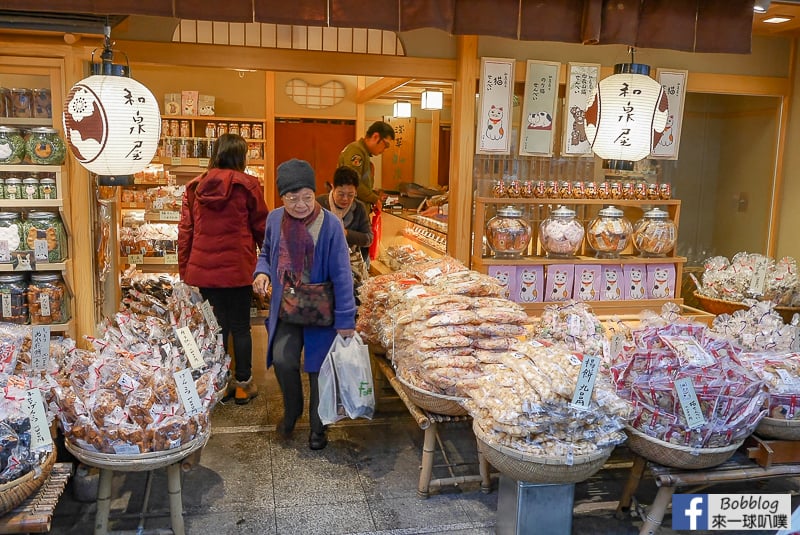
[{"x1": 477, "y1": 57, "x2": 514, "y2": 155}]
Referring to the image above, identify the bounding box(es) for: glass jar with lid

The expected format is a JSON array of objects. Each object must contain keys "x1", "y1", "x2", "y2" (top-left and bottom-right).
[
  {"x1": 0, "y1": 212, "x2": 23, "y2": 258},
  {"x1": 539, "y1": 206, "x2": 584, "y2": 258},
  {"x1": 0, "y1": 127, "x2": 25, "y2": 164},
  {"x1": 38, "y1": 177, "x2": 56, "y2": 199},
  {"x1": 0, "y1": 273, "x2": 28, "y2": 324},
  {"x1": 485, "y1": 205, "x2": 532, "y2": 259},
  {"x1": 4, "y1": 177, "x2": 21, "y2": 199},
  {"x1": 586, "y1": 206, "x2": 633, "y2": 258},
  {"x1": 632, "y1": 207, "x2": 677, "y2": 257},
  {"x1": 22, "y1": 177, "x2": 39, "y2": 200},
  {"x1": 25, "y1": 127, "x2": 66, "y2": 165},
  {"x1": 23, "y1": 211, "x2": 66, "y2": 263},
  {"x1": 28, "y1": 272, "x2": 68, "y2": 324}
]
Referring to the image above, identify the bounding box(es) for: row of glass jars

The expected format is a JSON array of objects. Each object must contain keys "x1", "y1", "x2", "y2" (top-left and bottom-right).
[
  {"x1": 491, "y1": 179, "x2": 672, "y2": 201},
  {"x1": 0, "y1": 176, "x2": 57, "y2": 200},
  {"x1": 485, "y1": 205, "x2": 677, "y2": 259},
  {"x1": 0, "y1": 211, "x2": 67, "y2": 263},
  {"x1": 0, "y1": 126, "x2": 66, "y2": 165},
  {"x1": 0, "y1": 271, "x2": 69, "y2": 325},
  {"x1": 0, "y1": 88, "x2": 51, "y2": 119}
]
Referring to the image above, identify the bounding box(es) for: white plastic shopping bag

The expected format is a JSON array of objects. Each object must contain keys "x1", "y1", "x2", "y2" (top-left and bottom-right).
[
  {"x1": 317, "y1": 335, "x2": 347, "y2": 426},
  {"x1": 331, "y1": 333, "x2": 375, "y2": 420}
]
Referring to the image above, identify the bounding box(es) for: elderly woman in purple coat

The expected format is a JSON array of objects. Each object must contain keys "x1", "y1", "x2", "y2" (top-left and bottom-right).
[{"x1": 252, "y1": 159, "x2": 355, "y2": 451}]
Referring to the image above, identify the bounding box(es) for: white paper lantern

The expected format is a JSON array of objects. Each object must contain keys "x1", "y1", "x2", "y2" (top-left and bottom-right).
[
  {"x1": 584, "y1": 64, "x2": 669, "y2": 169},
  {"x1": 63, "y1": 75, "x2": 161, "y2": 177},
  {"x1": 393, "y1": 100, "x2": 412, "y2": 118},
  {"x1": 421, "y1": 90, "x2": 443, "y2": 110}
]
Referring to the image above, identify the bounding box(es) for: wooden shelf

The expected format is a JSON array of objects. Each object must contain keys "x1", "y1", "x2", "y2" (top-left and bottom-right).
[
  {"x1": 161, "y1": 114, "x2": 264, "y2": 123},
  {"x1": 0, "y1": 117, "x2": 52, "y2": 127},
  {"x1": 521, "y1": 298, "x2": 685, "y2": 316},
  {"x1": 0, "y1": 199, "x2": 62, "y2": 209},
  {"x1": 153, "y1": 157, "x2": 264, "y2": 167},
  {"x1": 0, "y1": 164, "x2": 61, "y2": 173},
  {"x1": 120, "y1": 202, "x2": 146, "y2": 209},
  {"x1": 0, "y1": 262, "x2": 66, "y2": 272},
  {"x1": 474, "y1": 255, "x2": 687, "y2": 266}
]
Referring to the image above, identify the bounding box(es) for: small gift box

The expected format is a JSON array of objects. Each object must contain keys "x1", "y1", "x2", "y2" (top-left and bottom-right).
[
  {"x1": 573, "y1": 265, "x2": 601, "y2": 301},
  {"x1": 544, "y1": 264, "x2": 574, "y2": 302},
  {"x1": 624, "y1": 264, "x2": 648, "y2": 300},
  {"x1": 488, "y1": 265, "x2": 516, "y2": 300},
  {"x1": 600, "y1": 265, "x2": 624, "y2": 301},
  {"x1": 513, "y1": 265, "x2": 543, "y2": 303},
  {"x1": 647, "y1": 264, "x2": 676, "y2": 299}
]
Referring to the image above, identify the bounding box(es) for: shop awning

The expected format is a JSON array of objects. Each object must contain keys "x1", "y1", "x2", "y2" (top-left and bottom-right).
[{"x1": 0, "y1": 0, "x2": 756, "y2": 54}]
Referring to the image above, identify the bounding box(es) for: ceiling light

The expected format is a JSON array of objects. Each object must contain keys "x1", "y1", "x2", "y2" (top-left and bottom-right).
[
  {"x1": 420, "y1": 90, "x2": 443, "y2": 110},
  {"x1": 754, "y1": 0, "x2": 771, "y2": 13},
  {"x1": 393, "y1": 100, "x2": 412, "y2": 118},
  {"x1": 764, "y1": 16, "x2": 792, "y2": 23}
]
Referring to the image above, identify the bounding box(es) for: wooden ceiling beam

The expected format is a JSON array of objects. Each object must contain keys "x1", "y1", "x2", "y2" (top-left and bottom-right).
[{"x1": 356, "y1": 77, "x2": 412, "y2": 104}]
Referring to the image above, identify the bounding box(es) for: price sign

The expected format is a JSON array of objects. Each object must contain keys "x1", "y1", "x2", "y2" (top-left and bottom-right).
[
  {"x1": 39, "y1": 293, "x2": 50, "y2": 317},
  {"x1": 164, "y1": 253, "x2": 178, "y2": 264},
  {"x1": 198, "y1": 158, "x2": 209, "y2": 168},
  {"x1": 174, "y1": 368, "x2": 203, "y2": 416},
  {"x1": 171, "y1": 157, "x2": 182, "y2": 166},
  {"x1": 176, "y1": 326, "x2": 204, "y2": 369},
  {"x1": 31, "y1": 326, "x2": 50, "y2": 370},
  {"x1": 675, "y1": 377, "x2": 706, "y2": 429},
  {"x1": 749, "y1": 257, "x2": 768, "y2": 297},
  {"x1": 25, "y1": 389, "x2": 52, "y2": 450},
  {"x1": 113, "y1": 443, "x2": 141, "y2": 454},
  {"x1": 406, "y1": 285, "x2": 426, "y2": 298},
  {"x1": 159, "y1": 210, "x2": 180, "y2": 222},
  {"x1": 0, "y1": 240, "x2": 9, "y2": 263},
  {"x1": 0, "y1": 294, "x2": 9, "y2": 318},
  {"x1": 200, "y1": 300, "x2": 219, "y2": 331},
  {"x1": 127, "y1": 254, "x2": 144, "y2": 265},
  {"x1": 34, "y1": 239, "x2": 48, "y2": 261},
  {"x1": 570, "y1": 354, "x2": 600, "y2": 410},
  {"x1": 249, "y1": 307, "x2": 257, "y2": 318}
]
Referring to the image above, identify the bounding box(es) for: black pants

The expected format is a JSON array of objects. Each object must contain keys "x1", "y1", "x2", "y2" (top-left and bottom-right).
[
  {"x1": 199, "y1": 285, "x2": 252, "y2": 382},
  {"x1": 272, "y1": 320, "x2": 324, "y2": 434}
]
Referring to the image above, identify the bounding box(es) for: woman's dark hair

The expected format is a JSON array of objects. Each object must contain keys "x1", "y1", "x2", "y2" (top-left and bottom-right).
[
  {"x1": 209, "y1": 133, "x2": 247, "y2": 171},
  {"x1": 332, "y1": 166, "x2": 360, "y2": 189}
]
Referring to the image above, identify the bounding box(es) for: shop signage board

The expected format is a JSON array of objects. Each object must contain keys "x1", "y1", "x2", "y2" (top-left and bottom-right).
[
  {"x1": 381, "y1": 116, "x2": 416, "y2": 191},
  {"x1": 519, "y1": 60, "x2": 561, "y2": 157},
  {"x1": 476, "y1": 57, "x2": 515, "y2": 155},
  {"x1": 651, "y1": 69, "x2": 688, "y2": 160},
  {"x1": 562, "y1": 62, "x2": 600, "y2": 157}
]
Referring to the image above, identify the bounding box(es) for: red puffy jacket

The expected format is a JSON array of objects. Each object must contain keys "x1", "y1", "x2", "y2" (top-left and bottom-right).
[{"x1": 178, "y1": 168, "x2": 268, "y2": 288}]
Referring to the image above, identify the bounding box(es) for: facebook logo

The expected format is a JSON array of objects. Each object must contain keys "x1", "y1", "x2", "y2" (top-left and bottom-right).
[{"x1": 673, "y1": 494, "x2": 708, "y2": 530}]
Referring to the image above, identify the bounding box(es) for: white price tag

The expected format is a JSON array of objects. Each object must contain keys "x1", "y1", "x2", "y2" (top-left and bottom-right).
[
  {"x1": 424, "y1": 267, "x2": 442, "y2": 279},
  {"x1": 174, "y1": 368, "x2": 203, "y2": 416},
  {"x1": 33, "y1": 239, "x2": 48, "y2": 261},
  {"x1": 749, "y1": 257, "x2": 768, "y2": 296},
  {"x1": 113, "y1": 443, "x2": 141, "y2": 455},
  {"x1": 1, "y1": 293, "x2": 10, "y2": 318},
  {"x1": 776, "y1": 369, "x2": 797, "y2": 388},
  {"x1": 176, "y1": 326, "x2": 204, "y2": 369},
  {"x1": 567, "y1": 314, "x2": 582, "y2": 337},
  {"x1": 38, "y1": 293, "x2": 50, "y2": 317},
  {"x1": 164, "y1": 253, "x2": 178, "y2": 264},
  {"x1": 152, "y1": 198, "x2": 165, "y2": 210},
  {"x1": 570, "y1": 355, "x2": 600, "y2": 410},
  {"x1": 30, "y1": 326, "x2": 50, "y2": 370},
  {"x1": 159, "y1": 210, "x2": 180, "y2": 222},
  {"x1": 170, "y1": 157, "x2": 182, "y2": 166},
  {"x1": 249, "y1": 307, "x2": 257, "y2": 318},
  {"x1": 0, "y1": 240, "x2": 9, "y2": 263},
  {"x1": 127, "y1": 254, "x2": 144, "y2": 265},
  {"x1": 117, "y1": 373, "x2": 141, "y2": 394},
  {"x1": 610, "y1": 334, "x2": 625, "y2": 362},
  {"x1": 406, "y1": 285, "x2": 427, "y2": 297},
  {"x1": 675, "y1": 377, "x2": 707, "y2": 429},
  {"x1": 25, "y1": 389, "x2": 52, "y2": 450},
  {"x1": 198, "y1": 158, "x2": 209, "y2": 168},
  {"x1": 200, "y1": 300, "x2": 219, "y2": 331}
]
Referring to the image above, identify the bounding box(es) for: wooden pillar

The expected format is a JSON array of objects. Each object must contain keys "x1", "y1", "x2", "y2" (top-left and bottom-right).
[
  {"x1": 356, "y1": 75, "x2": 366, "y2": 139},
  {"x1": 447, "y1": 36, "x2": 478, "y2": 265},
  {"x1": 265, "y1": 71, "x2": 276, "y2": 209},
  {"x1": 429, "y1": 110, "x2": 440, "y2": 188}
]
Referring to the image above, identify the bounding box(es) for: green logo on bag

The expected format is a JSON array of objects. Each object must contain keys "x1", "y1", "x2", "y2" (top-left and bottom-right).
[{"x1": 359, "y1": 381, "x2": 373, "y2": 397}]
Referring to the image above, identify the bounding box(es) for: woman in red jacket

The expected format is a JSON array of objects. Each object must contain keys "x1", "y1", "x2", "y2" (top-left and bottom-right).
[{"x1": 178, "y1": 134, "x2": 269, "y2": 404}]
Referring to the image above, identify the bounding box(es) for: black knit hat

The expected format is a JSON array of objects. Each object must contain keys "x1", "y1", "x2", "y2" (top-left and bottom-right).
[{"x1": 276, "y1": 159, "x2": 316, "y2": 196}]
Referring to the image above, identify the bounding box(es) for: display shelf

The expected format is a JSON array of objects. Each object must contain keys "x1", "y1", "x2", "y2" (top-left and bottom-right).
[
  {"x1": 475, "y1": 196, "x2": 680, "y2": 206},
  {"x1": 152, "y1": 157, "x2": 265, "y2": 167},
  {"x1": 474, "y1": 255, "x2": 687, "y2": 267},
  {"x1": 0, "y1": 262, "x2": 66, "y2": 272},
  {"x1": 0, "y1": 199, "x2": 62, "y2": 209},
  {"x1": 383, "y1": 211, "x2": 447, "y2": 257},
  {"x1": 161, "y1": 114, "x2": 265, "y2": 123},
  {"x1": 120, "y1": 202, "x2": 146, "y2": 209},
  {"x1": 0, "y1": 117, "x2": 52, "y2": 127}
]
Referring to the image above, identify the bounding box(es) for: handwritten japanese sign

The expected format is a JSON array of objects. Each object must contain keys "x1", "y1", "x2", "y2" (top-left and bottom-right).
[
  {"x1": 562, "y1": 63, "x2": 600, "y2": 156},
  {"x1": 176, "y1": 326, "x2": 204, "y2": 369},
  {"x1": 25, "y1": 389, "x2": 52, "y2": 450},
  {"x1": 477, "y1": 57, "x2": 515, "y2": 155},
  {"x1": 174, "y1": 368, "x2": 203, "y2": 417},
  {"x1": 675, "y1": 377, "x2": 706, "y2": 429},
  {"x1": 200, "y1": 300, "x2": 220, "y2": 332},
  {"x1": 31, "y1": 326, "x2": 50, "y2": 370},
  {"x1": 380, "y1": 117, "x2": 416, "y2": 191},
  {"x1": 570, "y1": 354, "x2": 601, "y2": 410},
  {"x1": 519, "y1": 60, "x2": 560, "y2": 156},
  {"x1": 651, "y1": 69, "x2": 688, "y2": 160}
]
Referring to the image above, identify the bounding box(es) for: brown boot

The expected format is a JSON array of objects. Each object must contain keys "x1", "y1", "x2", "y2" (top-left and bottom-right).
[
  {"x1": 220, "y1": 377, "x2": 236, "y2": 402},
  {"x1": 234, "y1": 377, "x2": 258, "y2": 405}
]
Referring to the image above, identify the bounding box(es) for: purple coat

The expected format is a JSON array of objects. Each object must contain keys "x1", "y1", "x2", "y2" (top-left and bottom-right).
[{"x1": 254, "y1": 207, "x2": 356, "y2": 372}]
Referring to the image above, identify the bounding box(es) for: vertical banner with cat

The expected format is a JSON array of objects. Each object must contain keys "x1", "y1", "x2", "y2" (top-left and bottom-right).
[
  {"x1": 519, "y1": 60, "x2": 560, "y2": 157},
  {"x1": 651, "y1": 69, "x2": 688, "y2": 160},
  {"x1": 562, "y1": 62, "x2": 600, "y2": 157},
  {"x1": 477, "y1": 57, "x2": 515, "y2": 155}
]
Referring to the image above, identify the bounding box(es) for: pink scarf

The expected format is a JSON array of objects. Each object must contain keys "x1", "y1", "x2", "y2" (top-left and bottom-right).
[{"x1": 278, "y1": 202, "x2": 321, "y2": 283}]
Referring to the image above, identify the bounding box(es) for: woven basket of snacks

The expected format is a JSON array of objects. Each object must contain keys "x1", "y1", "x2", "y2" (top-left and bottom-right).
[
  {"x1": 693, "y1": 291, "x2": 800, "y2": 324},
  {"x1": 396, "y1": 376, "x2": 468, "y2": 416},
  {"x1": 65, "y1": 431, "x2": 209, "y2": 472},
  {"x1": 755, "y1": 417, "x2": 800, "y2": 441},
  {"x1": 474, "y1": 422, "x2": 613, "y2": 484},
  {"x1": 625, "y1": 426, "x2": 742, "y2": 470},
  {"x1": 0, "y1": 448, "x2": 56, "y2": 516}
]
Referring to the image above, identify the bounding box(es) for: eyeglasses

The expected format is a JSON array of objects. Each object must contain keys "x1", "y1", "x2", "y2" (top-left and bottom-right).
[{"x1": 283, "y1": 193, "x2": 315, "y2": 206}]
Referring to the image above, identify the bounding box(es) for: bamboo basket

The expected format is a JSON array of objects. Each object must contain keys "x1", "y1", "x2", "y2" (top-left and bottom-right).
[
  {"x1": 755, "y1": 417, "x2": 800, "y2": 441},
  {"x1": 0, "y1": 448, "x2": 56, "y2": 516},
  {"x1": 625, "y1": 426, "x2": 741, "y2": 469},
  {"x1": 693, "y1": 291, "x2": 800, "y2": 324},
  {"x1": 65, "y1": 432, "x2": 209, "y2": 472},
  {"x1": 474, "y1": 422, "x2": 613, "y2": 484},
  {"x1": 395, "y1": 376, "x2": 468, "y2": 416}
]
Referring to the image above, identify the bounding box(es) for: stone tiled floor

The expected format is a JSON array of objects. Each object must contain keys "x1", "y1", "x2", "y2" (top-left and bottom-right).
[{"x1": 45, "y1": 329, "x2": 800, "y2": 534}]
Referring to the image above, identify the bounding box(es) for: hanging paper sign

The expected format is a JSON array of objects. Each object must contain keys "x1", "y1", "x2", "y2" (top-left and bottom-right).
[
  {"x1": 570, "y1": 354, "x2": 601, "y2": 410},
  {"x1": 651, "y1": 69, "x2": 688, "y2": 160},
  {"x1": 380, "y1": 117, "x2": 416, "y2": 191},
  {"x1": 477, "y1": 57, "x2": 515, "y2": 155},
  {"x1": 25, "y1": 389, "x2": 52, "y2": 450},
  {"x1": 674, "y1": 377, "x2": 706, "y2": 429},
  {"x1": 174, "y1": 368, "x2": 203, "y2": 417},
  {"x1": 176, "y1": 326, "x2": 204, "y2": 369},
  {"x1": 519, "y1": 60, "x2": 560, "y2": 156},
  {"x1": 562, "y1": 63, "x2": 600, "y2": 157},
  {"x1": 31, "y1": 326, "x2": 50, "y2": 370}
]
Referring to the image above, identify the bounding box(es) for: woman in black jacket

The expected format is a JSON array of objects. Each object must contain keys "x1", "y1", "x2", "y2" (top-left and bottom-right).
[{"x1": 317, "y1": 166, "x2": 373, "y2": 263}]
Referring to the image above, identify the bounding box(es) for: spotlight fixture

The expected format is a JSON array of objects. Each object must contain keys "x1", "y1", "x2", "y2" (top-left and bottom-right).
[
  {"x1": 420, "y1": 90, "x2": 443, "y2": 111},
  {"x1": 754, "y1": 0, "x2": 771, "y2": 14},
  {"x1": 393, "y1": 100, "x2": 412, "y2": 118}
]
